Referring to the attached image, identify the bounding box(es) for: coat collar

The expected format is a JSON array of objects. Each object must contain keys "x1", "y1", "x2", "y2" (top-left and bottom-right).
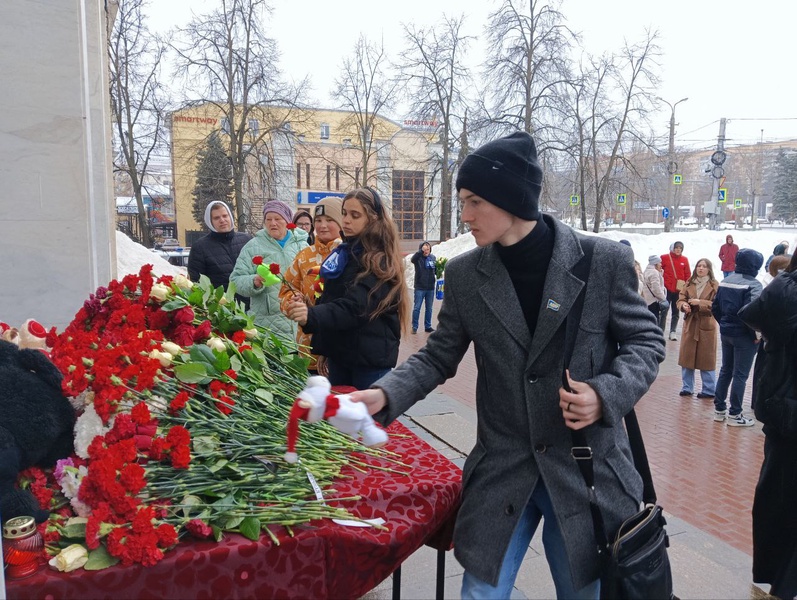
[{"x1": 473, "y1": 215, "x2": 589, "y2": 363}]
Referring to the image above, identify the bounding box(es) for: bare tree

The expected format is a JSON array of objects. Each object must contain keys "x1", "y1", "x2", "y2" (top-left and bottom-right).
[
  {"x1": 109, "y1": 0, "x2": 168, "y2": 248},
  {"x1": 399, "y1": 15, "x2": 473, "y2": 240},
  {"x1": 333, "y1": 35, "x2": 399, "y2": 188},
  {"x1": 171, "y1": 0, "x2": 302, "y2": 232},
  {"x1": 481, "y1": 0, "x2": 575, "y2": 140}
]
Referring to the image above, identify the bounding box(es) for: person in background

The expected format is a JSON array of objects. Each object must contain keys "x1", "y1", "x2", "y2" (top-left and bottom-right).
[
  {"x1": 642, "y1": 255, "x2": 668, "y2": 326},
  {"x1": 411, "y1": 241, "x2": 437, "y2": 334},
  {"x1": 710, "y1": 248, "x2": 764, "y2": 427},
  {"x1": 763, "y1": 254, "x2": 790, "y2": 287},
  {"x1": 765, "y1": 241, "x2": 790, "y2": 272},
  {"x1": 661, "y1": 241, "x2": 691, "y2": 341},
  {"x1": 718, "y1": 234, "x2": 739, "y2": 278},
  {"x1": 187, "y1": 201, "x2": 252, "y2": 306},
  {"x1": 285, "y1": 187, "x2": 409, "y2": 390},
  {"x1": 230, "y1": 200, "x2": 308, "y2": 340},
  {"x1": 738, "y1": 252, "x2": 797, "y2": 600},
  {"x1": 279, "y1": 197, "x2": 343, "y2": 375},
  {"x1": 676, "y1": 258, "x2": 719, "y2": 398},
  {"x1": 293, "y1": 209, "x2": 314, "y2": 245},
  {"x1": 349, "y1": 132, "x2": 665, "y2": 599}
]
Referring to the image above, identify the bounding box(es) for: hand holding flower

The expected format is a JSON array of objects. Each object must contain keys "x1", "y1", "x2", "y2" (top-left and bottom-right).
[{"x1": 285, "y1": 298, "x2": 308, "y2": 326}]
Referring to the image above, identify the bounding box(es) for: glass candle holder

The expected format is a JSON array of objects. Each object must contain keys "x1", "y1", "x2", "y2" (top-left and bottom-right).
[{"x1": 3, "y1": 516, "x2": 44, "y2": 580}]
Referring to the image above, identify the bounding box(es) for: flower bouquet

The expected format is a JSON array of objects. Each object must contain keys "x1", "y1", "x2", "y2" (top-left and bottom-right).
[
  {"x1": 434, "y1": 257, "x2": 448, "y2": 280},
  {"x1": 24, "y1": 265, "x2": 393, "y2": 572}
]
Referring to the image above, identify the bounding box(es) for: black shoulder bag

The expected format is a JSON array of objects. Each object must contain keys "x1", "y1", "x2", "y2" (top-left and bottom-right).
[{"x1": 564, "y1": 237, "x2": 674, "y2": 600}]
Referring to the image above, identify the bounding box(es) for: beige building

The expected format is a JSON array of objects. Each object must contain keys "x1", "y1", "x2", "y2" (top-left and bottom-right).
[{"x1": 170, "y1": 104, "x2": 442, "y2": 249}]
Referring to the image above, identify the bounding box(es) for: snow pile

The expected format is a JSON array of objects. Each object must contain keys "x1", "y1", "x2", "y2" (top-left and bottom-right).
[
  {"x1": 404, "y1": 225, "x2": 795, "y2": 289},
  {"x1": 116, "y1": 231, "x2": 186, "y2": 279}
]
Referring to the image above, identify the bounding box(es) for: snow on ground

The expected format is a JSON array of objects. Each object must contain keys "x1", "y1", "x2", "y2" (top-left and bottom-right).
[
  {"x1": 404, "y1": 224, "x2": 796, "y2": 289},
  {"x1": 116, "y1": 231, "x2": 186, "y2": 279}
]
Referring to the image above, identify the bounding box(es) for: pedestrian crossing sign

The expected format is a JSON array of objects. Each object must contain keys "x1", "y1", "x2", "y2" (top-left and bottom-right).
[
  {"x1": 616, "y1": 193, "x2": 627, "y2": 205},
  {"x1": 718, "y1": 188, "x2": 727, "y2": 203},
  {"x1": 734, "y1": 198, "x2": 742, "y2": 208},
  {"x1": 570, "y1": 195, "x2": 580, "y2": 206},
  {"x1": 673, "y1": 174, "x2": 682, "y2": 185}
]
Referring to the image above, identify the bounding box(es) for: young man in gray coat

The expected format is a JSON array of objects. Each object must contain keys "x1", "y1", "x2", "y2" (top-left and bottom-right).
[{"x1": 352, "y1": 131, "x2": 666, "y2": 599}]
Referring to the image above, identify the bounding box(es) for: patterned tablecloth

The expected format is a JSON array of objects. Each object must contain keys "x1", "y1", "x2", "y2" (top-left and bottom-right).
[{"x1": 5, "y1": 420, "x2": 462, "y2": 600}]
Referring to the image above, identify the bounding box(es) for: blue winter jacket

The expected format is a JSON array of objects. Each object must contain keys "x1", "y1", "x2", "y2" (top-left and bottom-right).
[{"x1": 711, "y1": 248, "x2": 764, "y2": 338}]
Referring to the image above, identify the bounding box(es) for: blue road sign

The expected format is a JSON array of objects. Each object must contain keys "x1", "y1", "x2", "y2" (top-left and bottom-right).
[{"x1": 662, "y1": 207, "x2": 670, "y2": 219}]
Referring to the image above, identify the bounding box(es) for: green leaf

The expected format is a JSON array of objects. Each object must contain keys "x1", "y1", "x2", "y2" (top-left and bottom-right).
[
  {"x1": 62, "y1": 519, "x2": 87, "y2": 539},
  {"x1": 181, "y1": 494, "x2": 204, "y2": 517},
  {"x1": 161, "y1": 298, "x2": 189, "y2": 312},
  {"x1": 229, "y1": 355, "x2": 242, "y2": 372},
  {"x1": 207, "y1": 459, "x2": 229, "y2": 473},
  {"x1": 192, "y1": 436, "x2": 219, "y2": 456},
  {"x1": 211, "y1": 525, "x2": 224, "y2": 542},
  {"x1": 188, "y1": 286, "x2": 205, "y2": 306},
  {"x1": 212, "y1": 492, "x2": 238, "y2": 511},
  {"x1": 190, "y1": 344, "x2": 217, "y2": 365},
  {"x1": 216, "y1": 515, "x2": 244, "y2": 530},
  {"x1": 173, "y1": 362, "x2": 208, "y2": 383},
  {"x1": 84, "y1": 545, "x2": 120, "y2": 571},
  {"x1": 254, "y1": 388, "x2": 273, "y2": 404},
  {"x1": 239, "y1": 517, "x2": 261, "y2": 541},
  {"x1": 214, "y1": 351, "x2": 231, "y2": 372}
]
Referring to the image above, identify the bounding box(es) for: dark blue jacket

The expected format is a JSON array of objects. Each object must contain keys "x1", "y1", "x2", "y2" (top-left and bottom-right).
[
  {"x1": 411, "y1": 241, "x2": 437, "y2": 290},
  {"x1": 711, "y1": 248, "x2": 764, "y2": 338}
]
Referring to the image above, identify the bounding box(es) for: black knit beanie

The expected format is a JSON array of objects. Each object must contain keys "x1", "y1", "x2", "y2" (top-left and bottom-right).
[{"x1": 455, "y1": 131, "x2": 543, "y2": 221}]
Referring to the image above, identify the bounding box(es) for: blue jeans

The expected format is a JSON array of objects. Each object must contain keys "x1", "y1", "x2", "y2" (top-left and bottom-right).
[
  {"x1": 327, "y1": 359, "x2": 391, "y2": 390},
  {"x1": 714, "y1": 334, "x2": 758, "y2": 416},
  {"x1": 461, "y1": 481, "x2": 599, "y2": 600},
  {"x1": 412, "y1": 288, "x2": 434, "y2": 331},
  {"x1": 681, "y1": 367, "x2": 716, "y2": 395}
]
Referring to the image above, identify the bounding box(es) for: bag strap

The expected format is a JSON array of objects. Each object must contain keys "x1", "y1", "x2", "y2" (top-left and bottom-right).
[{"x1": 563, "y1": 237, "x2": 658, "y2": 554}]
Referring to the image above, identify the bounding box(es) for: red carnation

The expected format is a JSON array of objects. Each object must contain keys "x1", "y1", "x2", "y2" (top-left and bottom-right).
[
  {"x1": 130, "y1": 402, "x2": 151, "y2": 425},
  {"x1": 252, "y1": 256, "x2": 264, "y2": 265},
  {"x1": 287, "y1": 223, "x2": 297, "y2": 230},
  {"x1": 231, "y1": 330, "x2": 247, "y2": 345},
  {"x1": 186, "y1": 519, "x2": 213, "y2": 539},
  {"x1": 269, "y1": 263, "x2": 280, "y2": 275}
]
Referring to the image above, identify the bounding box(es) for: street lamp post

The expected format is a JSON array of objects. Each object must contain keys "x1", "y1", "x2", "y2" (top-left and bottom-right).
[{"x1": 659, "y1": 97, "x2": 688, "y2": 231}]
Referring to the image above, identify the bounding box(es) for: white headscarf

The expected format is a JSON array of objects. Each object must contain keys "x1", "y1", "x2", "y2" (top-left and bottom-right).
[{"x1": 203, "y1": 201, "x2": 235, "y2": 232}]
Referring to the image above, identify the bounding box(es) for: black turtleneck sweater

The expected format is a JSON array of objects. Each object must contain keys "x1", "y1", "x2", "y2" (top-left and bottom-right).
[{"x1": 494, "y1": 216, "x2": 555, "y2": 339}]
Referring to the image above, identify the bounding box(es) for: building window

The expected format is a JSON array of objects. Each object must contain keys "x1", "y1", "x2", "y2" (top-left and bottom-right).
[
  {"x1": 296, "y1": 164, "x2": 302, "y2": 188},
  {"x1": 306, "y1": 164, "x2": 311, "y2": 189},
  {"x1": 335, "y1": 166, "x2": 340, "y2": 191},
  {"x1": 326, "y1": 165, "x2": 331, "y2": 190},
  {"x1": 392, "y1": 170, "x2": 425, "y2": 240},
  {"x1": 320, "y1": 124, "x2": 330, "y2": 139}
]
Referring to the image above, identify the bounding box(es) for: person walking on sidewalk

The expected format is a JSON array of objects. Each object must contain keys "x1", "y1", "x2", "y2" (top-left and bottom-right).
[
  {"x1": 718, "y1": 234, "x2": 739, "y2": 278},
  {"x1": 738, "y1": 252, "x2": 797, "y2": 600},
  {"x1": 350, "y1": 132, "x2": 665, "y2": 599},
  {"x1": 661, "y1": 241, "x2": 691, "y2": 341},
  {"x1": 711, "y1": 248, "x2": 764, "y2": 426},
  {"x1": 676, "y1": 258, "x2": 719, "y2": 398},
  {"x1": 411, "y1": 241, "x2": 437, "y2": 334},
  {"x1": 642, "y1": 255, "x2": 668, "y2": 326}
]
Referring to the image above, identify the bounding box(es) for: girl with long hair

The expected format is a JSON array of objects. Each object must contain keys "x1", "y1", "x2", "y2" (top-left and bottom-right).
[
  {"x1": 676, "y1": 258, "x2": 719, "y2": 398},
  {"x1": 285, "y1": 187, "x2": 409, "y2": 389}
]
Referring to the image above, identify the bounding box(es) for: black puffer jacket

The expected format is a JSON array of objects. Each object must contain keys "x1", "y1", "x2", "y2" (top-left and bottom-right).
[
  {"x1": 411, "y1": 241, "x2": 437, "y2": 291},
  {"x1": 187, "y1": 231, "x2": 251, "y2": 290},
  {"x1": 738, "y1": 270, "x2": 797, "y2": 594},
  {"x1": 304, "y1": 245, "x2": 400, "y2": 370}
]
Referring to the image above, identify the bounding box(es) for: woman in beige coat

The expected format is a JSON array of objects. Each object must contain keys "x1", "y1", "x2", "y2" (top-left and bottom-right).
[{"x1": 676, "y1": 258, "x2": 719, "y2": 398}]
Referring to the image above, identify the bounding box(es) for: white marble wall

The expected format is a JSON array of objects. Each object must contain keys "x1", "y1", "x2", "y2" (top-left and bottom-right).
[{"x1": 0, "y1": 0, "x2": 116, "y2": 329}]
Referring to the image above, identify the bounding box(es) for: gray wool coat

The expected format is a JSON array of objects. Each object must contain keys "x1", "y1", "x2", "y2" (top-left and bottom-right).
[{"x1": 373, "y1": 216, "x2": 666, "y2": 589}]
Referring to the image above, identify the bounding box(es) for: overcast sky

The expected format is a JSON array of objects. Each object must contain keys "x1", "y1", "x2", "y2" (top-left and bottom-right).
[{"x1": 148, "y1": 0, "x2": 797, "y2": 151}]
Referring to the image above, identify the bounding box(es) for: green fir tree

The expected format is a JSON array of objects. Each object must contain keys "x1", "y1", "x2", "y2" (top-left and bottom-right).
[{"x1": 192, "y1": 131, "x2": 233, "y2": 229}]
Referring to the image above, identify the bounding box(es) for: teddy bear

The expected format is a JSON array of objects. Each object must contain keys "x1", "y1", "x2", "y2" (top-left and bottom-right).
[
  {"x1": 284, "y1": 376, "x2": 388, "y2": 463},
  {"x1": 0, "y1": 339, "x2": 76, "y2": 523}
]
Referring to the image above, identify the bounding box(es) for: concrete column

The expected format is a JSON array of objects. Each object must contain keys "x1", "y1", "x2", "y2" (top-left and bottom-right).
[{"x1": 0, "y1": 0, "x2": 116, "y2": 329}]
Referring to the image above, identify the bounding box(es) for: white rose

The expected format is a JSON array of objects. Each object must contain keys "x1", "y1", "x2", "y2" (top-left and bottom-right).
[
  {"x1": 243, "y1": 328, "x2": 258, "y2": 339},
  {"x1": 150, "y1": 283, "x2": 171, "y2": 302},
  {"x1": 161, "y1": 341, "x2": 183, "y2": 356},
  {"x1": 206, "y1": 337, "x2": 226, "y2": 352},
  {"x1": 50, "y1": 544, "x2": 89, "y2": 572},
  {"x1": 172, "y1": 274, "x2": 194, "y2": 290},
  {"x1": 148, "y1": 349, "x2": 173, "y2": 367}
]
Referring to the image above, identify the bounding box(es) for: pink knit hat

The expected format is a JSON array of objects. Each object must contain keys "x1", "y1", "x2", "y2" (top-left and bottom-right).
[{"x1": 262, "y1": 200, "x2": 293, "y2": 225}]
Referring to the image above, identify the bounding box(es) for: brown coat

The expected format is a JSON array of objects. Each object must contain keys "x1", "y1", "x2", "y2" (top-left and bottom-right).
[{"x1": 676, "y1": 279, "x2": 719, "y2": 371}]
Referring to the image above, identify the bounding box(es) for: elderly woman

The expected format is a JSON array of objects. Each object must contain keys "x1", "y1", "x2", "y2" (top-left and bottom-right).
[{"x1": 230, "y1": 199, "x2": 308, "y2": 340}]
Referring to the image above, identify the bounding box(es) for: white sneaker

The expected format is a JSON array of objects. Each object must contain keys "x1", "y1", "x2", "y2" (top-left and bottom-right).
[
  {"x1": 669, "y1": 331, "x2": 678, "y2": 341},
  {"x1": 727, "y1": 413, "x2": 755, "y2": 427},
  {"x1": 713, "y1": 410, "x2": 727, "y2": 422}
]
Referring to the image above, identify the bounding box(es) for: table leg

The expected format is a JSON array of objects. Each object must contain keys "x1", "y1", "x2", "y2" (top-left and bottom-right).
[
  {"x1": 392, "y1": 565, "x2": 401, "y2": 600},
  {"x1": 436, "y1": 548, "x2": 445, "y2": 600}
]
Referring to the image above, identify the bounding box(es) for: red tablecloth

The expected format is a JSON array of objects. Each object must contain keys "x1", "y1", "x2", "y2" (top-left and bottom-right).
[{"x1": 5, "y1": 420, "x2": 462, "y2": 600}]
